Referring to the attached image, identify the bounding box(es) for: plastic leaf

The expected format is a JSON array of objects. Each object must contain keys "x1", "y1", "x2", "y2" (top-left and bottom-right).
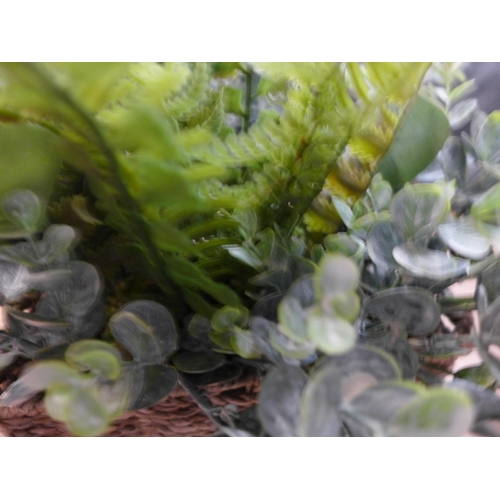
[
  {"x1": 341, "y1": 381, "x2": 423, "y2": 436},
  {"x1": 393, "y1": 243, "x2": 470, "y2": 280},
  {"x1": 277, "y1": 295, "x2": 308, "y2": 343},
  {"x1": 306, "y1": 305, "x2": 356, "y2": 355},
  {"x1": 298, "y1": 363, "x2": 343, "y2": 437},
  {"x1": 471, "y1": 183, "x2": 500, "y2": 225},
  {"x1": 65, "y1": 340, "x2": 122, "y2": 381},
  {"x1": 440, "y1": 136, "x2": 466, "y2": 186},
  {"x1": 366, "y1": 221, "x2": 403, "y2": 274},
  {"x1": 315, "y1": 254, "x2": 359, "y2": 301},
  {"x1": 317, "y1": 346, "x2": 401, "y2": 382},
  {"x1": 1, "y1": 189, "x2": 42, "y2": 231},
  {"x1": 388, "y1": 388, "x2": 474, "y2": 437},
  {"x1": 448, "y1": 99, "x2": 478, "y2": 129},
  {"x1": 257, "y1": 364, "x2": 307, "y2": 437},
  {"x1": 438, "y1": 218, "x2": 490, "y2": 260},
  {"x1": 361, "y1": 287, "x2": 440, "y2": 337},
  {"x1": 172, "y1": 350, "x2": 225, "y2": 374},
  {"x1": 0, "y1": 261, "x2": 32, "y2": 301},
  {"x1": 476, "y1": 111, "x2": 500, "y2": 167},
  {"x1": 390, "y1": 183, "x2": 450, "y2": 240},
  {"x1": 123, "y1": 362, "x2": 178, "y2": 410},
  {"x1": 378, "y1": 94, "x2": 449, "y2": 188},
  {"x1": 110, "y1": 300, "x2": 178, "y2": 364}
]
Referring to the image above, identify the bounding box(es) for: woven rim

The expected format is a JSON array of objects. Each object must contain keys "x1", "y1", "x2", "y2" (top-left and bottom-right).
[{"x1": 0, "y1": 362, "x2": 260, "y2": 437}]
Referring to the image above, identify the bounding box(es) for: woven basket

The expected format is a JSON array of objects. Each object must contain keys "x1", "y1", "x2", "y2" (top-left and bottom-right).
[{"x1": 0, "y1": 363, "x2": 260, "y2": 437}]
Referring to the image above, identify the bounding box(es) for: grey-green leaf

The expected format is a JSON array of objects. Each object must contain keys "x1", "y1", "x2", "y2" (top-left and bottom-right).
[
  {"x1": 438, "y1": 218, "x2": 491, "y2": 260},
  {"x1": 257, "y1": 364, "x2": 307, "y2": 437},
  {"x1": 448, "y1": 98, "x2": 477, "y2": 129},
  {"x1": 393, "y1": 243, "x2": 470, "y2": 280},
  {"x1": 298, "y1": 362, "x2": 343, "y2": 437},
  {"x1": 390, "y1": 183, "x2": 450, "y2": 240},
  {"x1": 109, "y1": 300, "x2": 178, "y2": 363},
  {"x1": 366, "y1": 221, "x2": 403, "y2": 274},
  {"x1": 1, "y1": 189, "x2": 42, "y2": 231},
  {"x1": 476, "y1": 111, "x2": 500, "y2": 166},
  {"x1": 388, "y1": 388, "x2": 474, "y2": 437}
]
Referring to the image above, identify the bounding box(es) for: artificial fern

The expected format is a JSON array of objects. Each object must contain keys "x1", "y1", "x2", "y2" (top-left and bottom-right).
[{"x1": 0, "y1": 62, "x2": 439, "y2": 317}]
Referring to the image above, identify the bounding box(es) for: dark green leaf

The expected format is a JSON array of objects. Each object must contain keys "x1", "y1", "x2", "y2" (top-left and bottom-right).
[
  {"x1": 440, "y1": 136, "x2": 466, "y2": 186},
  {"x1": 361, "y1": 287, "x2": 440, "y2": 337},
  {"x1": 454, "y1": 364, "x2": 496, "y2": 389},
  {"x1": 378, "y1": 94, "x2": 449, "y2": 188},
  {"x1": 123, "y1": 362, "x2": 178, "y2": 410},
  {"x1": 172, "y1": 350, "x2": 225, "y2": 374}
]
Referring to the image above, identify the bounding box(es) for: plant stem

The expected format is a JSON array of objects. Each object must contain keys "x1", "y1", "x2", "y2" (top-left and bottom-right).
[
  {"x1": 178, "y1": 373, "x2": 228, "y2": 431},
  {"x1": 243, "y1": 67, "x2": 253, "y2": 132}
]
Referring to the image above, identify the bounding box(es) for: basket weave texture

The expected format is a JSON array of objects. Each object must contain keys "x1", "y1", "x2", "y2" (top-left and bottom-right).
[{"x1": 0, "y1": 364, "x2": 260, "y2": 437}]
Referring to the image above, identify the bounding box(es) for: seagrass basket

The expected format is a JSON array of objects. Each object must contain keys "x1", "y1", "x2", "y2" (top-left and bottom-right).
[{"x1": 0, "y1": 362, "x2": 260, "y2": 437}]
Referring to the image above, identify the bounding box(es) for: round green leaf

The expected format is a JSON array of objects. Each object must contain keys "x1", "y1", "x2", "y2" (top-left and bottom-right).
[
  {"x1": 476, "y1": 111, "x2": 500, "y2": 166},
  {"x1": 316, "y1": 345, "x2": 401, "y2": 382},
  {"x1": 65, "y1": 340, "x2": 122, "y2": 381},
  {"x1": 1, "y1": 189, "x2": 42, "y2": 232},
  {"x1": 298, "y1": 363, "x2": 343, "y2": 437},
  {"x1": 109, "y1": 300, "x2": 178, "y2": 363},
  {"x1": 388, "y1": 388, "x2": 474, "y2": 437},
  {"x1": 378, "y1": 94, "x2": 450, "y2": 188},
  {"x1": 315, "y1": 254, "x2": 359, "y2": 300},
  {"x1": 341, "y1": 381, "x2": 423, "y2": 436},
  {"x1": 390, "y1": 183, "x2": 450, "y2": 241},
  {"x1": 172, "y1": 350, "x2": 225, "y2": 374},
  {"x1": 454, "y1": 364, "x2": 496, "y2": 389},
  {"x1": 20, "y1": 360, "x2": 80, "y2": 391},
  {"x1": 257, "y1": 364, "x2": 307, "y2": 437},
  {"x1": 438, "y1": 218, "x2": 491, "y2": 260},
  {"x1": 362, "y1": 287, "x2": 440, "y2": 337},
  {"x1": 306, "y1": 306, "x2": 356, "y2": 355},
  {"x1": 440, "y1": 136, "x2": 466, "y2": 186},
  {"x1": 123, "y1": 362, "x2": 179, "y2": 410},
  {"x1": 393, "y1": 243, "x2": 470, "y2": 280},
  {"x1": 471, "y1": 183, "x2": 500, "y2": 225},
  {"x1": 366, "y1": 221, "x2": 403, "y2": 274},
  {"x1": 230, "y1": 328, "x2": 262, "y2": 359},
  {"x1": 277, "y1": 295, "x2": 308, "y2": 343}
]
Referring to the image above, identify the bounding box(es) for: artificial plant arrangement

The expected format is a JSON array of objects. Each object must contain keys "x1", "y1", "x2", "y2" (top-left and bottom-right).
[{"x1": 1, "y1": 62, "x2": 500, "y2": 436}]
